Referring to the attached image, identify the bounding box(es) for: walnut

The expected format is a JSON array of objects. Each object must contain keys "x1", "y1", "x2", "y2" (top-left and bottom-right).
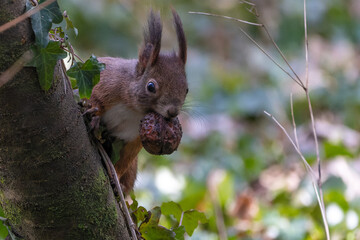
[{"x1": 139, "y1": 112, "x2": 182, "y2": 155}]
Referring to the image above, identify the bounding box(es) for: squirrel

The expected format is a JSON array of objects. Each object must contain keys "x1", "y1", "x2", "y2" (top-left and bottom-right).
[{"x1": 88, "y1": 9, "x2": 188, "y2": 194}]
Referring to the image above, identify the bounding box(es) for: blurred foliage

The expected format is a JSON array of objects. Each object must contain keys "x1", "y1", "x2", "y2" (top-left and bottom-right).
[{"x1": 3, "y1": 0, "x2": 360, "y2": 239}]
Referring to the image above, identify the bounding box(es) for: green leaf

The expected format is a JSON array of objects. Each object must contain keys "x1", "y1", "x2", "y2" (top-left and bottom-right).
[
  {"x1": 0, "y1": 217, "x2": 22, "y2": 240},
  {"x1": 29, "y1": 41, "x2": 67, "y2": 90},
  {"x1": 161, "y1": 201, "x2": 183, "y2": 223},
  {"x1": 67, "y1": 55, "x2": 105, "y2": 99},
  {"x1": 129, "y1": 193, "x2": 138, "y2": 212},
  {"x1": 324, "y1": 141, "x2": 353, "y2": 159},
  {"x1": 139, "y1": 207, "x2": 176, "y2": 240},
  {"x1": 132, "y1": 206, "x2": 148, "y2": 225},
  {"x1": 181, "y1": 210, "x2": 207, "y2": 236},
  {"x1": 64, "y1": 11, "x2": 79, "y2": 36},
  {"x1": 26, "y1": 0, "x2": 63, "y2": 48},
  {"x1": 147, "y1": 207, "x2": 161, "y2": 225},
  {"x1": 173, "y1": 226, "x2": 185, "y2": 240},
  {"x1": 140, "y1": 225, "x2": 176, "y2": 240}
]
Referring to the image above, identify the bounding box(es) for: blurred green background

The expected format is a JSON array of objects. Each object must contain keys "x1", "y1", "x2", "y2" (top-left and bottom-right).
[{"x1": 3, "y1": 0, "x2": 360, "y2": 239}]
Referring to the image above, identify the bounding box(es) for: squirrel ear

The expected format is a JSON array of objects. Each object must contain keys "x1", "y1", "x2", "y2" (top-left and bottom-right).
[
  {"x1": 144, "y1": 10, "x2": 162, "y2": 64},
  {"x1": 137, "y1": 10, "x2": 162, "y2": 75},
  {"x1": 137, "y1": 43, "x2": 154, "y2": 75},
  {"x1": 172, "y1": 9, "x2": 187, "y2": 65}
]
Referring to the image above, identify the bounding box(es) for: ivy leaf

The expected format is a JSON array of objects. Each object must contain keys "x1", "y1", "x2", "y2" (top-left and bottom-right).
[
  {"x1": 181, "y1": 210, "x2": 207, "y2": 236},
  {"x1": 64, "y1": 11, "x2": 79, "y2": 36},
  {"x1": 67, "y1": 55, "x2": 105, "y2": 99},
  {"x1": 139, "y1": 207, "x2": 176, "y2": 240},
  {"x1": 129, "y1": 193, "x2": 138, "y2": 212},
  {"x1": 324, "y1": 141, "x2": 354, "y2": 158},
  {"x1": 161, "y1": 201, "x2": 183, "y2": 223},
  {"x1": 173, "y1": 226, "x2": 185, "y2": 240},
  {"x1": 28, "y1": 41, "x2": 67, "y2": 90},
  {"x1": 26, "y1": 0, "x2": 63, "y2": 48},
  {"x1": 132, "y1": 206, "x2": 148, "y2": 226}
]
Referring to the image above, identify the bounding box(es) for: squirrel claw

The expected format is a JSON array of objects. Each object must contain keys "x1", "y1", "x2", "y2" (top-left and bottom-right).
[
  {"x1": 90, "y1": 115, "x2": 100, "y2": 133},
  {"x1": 83, "y1": 107, "x2": 99, "y2": 116}
]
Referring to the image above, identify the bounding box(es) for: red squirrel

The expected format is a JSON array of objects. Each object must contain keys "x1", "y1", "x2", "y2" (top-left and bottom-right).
[{"x1": 89, "y1": 9, "x2": 188, "y2": 194}]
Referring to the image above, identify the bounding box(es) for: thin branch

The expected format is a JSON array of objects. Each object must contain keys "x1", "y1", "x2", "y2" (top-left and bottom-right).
[
  {"x1": 263, "y1": 111, "x2": 316, "y2": 178},
  {"x1": 290, "y1": 93, "x2": 300, "y2": 150},
  {"x1": 189, "y1": 11, "x2": 305, "y2": 88},
  {"x1": 264, "y1": 109, "x2": 329, "y2": 239},
  {"x1": 0, "y1": 0, "x2": 56, "y2": 33},
  {"x1": 240, "y1": 1, "x2": 305, "y2": 88},
  {"x1": 60, "y1": 46, "x2": 84, "y2": 63},
  {"x1": 264, "y1": 110, "x2": 327, "y2": 238},
  {"x1": 179, "y1": 212, "x2": 184, "y2": 226},
  {"x1": 304, "y1": 0, "x2": 309, "y2": 90},
  {"x1": 261, "y1": 26, "x2": 305, "y2": 89},
  {"x1": 238, "y1": 26, "x2": 301, "y2": 86},
  {"x1": 302, "y1": 0, "x2": 329, "y2": 237},
  {"x1": 95, "y1": 140, "x2": 138, "y2": 240},
  {"x1": 188, "y1": 11, "x2": 262, "y2": 27}
]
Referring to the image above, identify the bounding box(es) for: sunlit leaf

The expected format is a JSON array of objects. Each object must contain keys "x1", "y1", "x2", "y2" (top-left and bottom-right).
[
  {"x1": 132, "y1": 206, "x2": 148, "y2": 226},
  {"x1": 28, "y1": 41, "x2": 67, "y2": 90},
  {"x1": 181, "y1": 210, "x2": 207, "y2": 236},
  {"x1": 67, "y1": 55, "x2": 105, "y2": 99},
  {"x1": 324, "y1": 141, "x2": 353, "y2": 159},
  {"x1": 161, "y1": 201, "x2": 183, "y2": 223},
  {"x1": 139, "y1": 207, "x2": 176, "y2": 240},
  {"x1": 129, "y1": 194, "x2": 138, "y2": 212},
  {"x1": 173, "y1": 226, "x2": 185, "y2": 240}
]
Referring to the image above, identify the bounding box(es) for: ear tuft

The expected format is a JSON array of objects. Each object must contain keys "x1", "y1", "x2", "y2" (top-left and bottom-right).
[
  {"x1": 141, "y1": 10, "x2": 162, "y2": 66},
  {"x1": 171, "y1": 8, "x2": 187, "y2": 65}
]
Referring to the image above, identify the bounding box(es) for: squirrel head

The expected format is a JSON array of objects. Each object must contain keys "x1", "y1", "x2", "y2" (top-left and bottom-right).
[{"x1": 134, "y1": 9, "x2": 188, "y2": 119}]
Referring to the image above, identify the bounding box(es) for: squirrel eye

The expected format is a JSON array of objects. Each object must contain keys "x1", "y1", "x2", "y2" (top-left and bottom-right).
[{"x1": 147, "y1": 82, "x2": 156, "y2": 93}]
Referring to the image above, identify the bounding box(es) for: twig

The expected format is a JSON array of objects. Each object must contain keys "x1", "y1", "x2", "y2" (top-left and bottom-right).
[
  {"x1": 238, "y1": 26, "x2": 301, "y2": 86},
  {"x1": 261, "y1": 26, "x2": 305, "y2": 89},
  {"x1": 178, "y1": 212, "x2": 184, "y2": 226},
  {"x1": 60, "y1": 46, "x2": 84, "y2": 63},
  {"x1": 264, "y1": 111, "x2": 328, "y2": 238},
  {"x1": 0, "y1": 0, "x2": 56, "y2": 33},
  {"x1": 191, "y1": 4, "x2": 329, "y2": 238},
  {"x1": 189, "y1": 11, "x2": 305, "y2": 88},
  {"x1": 290, "y1": 93, "x2": 300, "y2": 149},
  {"x1": 264, "y1": 111, "x2": 315, "y2": 177},
  {"x1": 240, "y1": 0, "x2": 305, "y2": 89},
  {"x1": 188, "y1": 11, "x2": 262, "y2": 26},
  {"x1": 95, "y1": 140, "x2": 138, "y2": 240},
  {"x1": 302, "y1": 0, "x2": 329, "y2": 237},
  {"x1": 304, "y1": 0, "x2": 309, "y2": 90}
]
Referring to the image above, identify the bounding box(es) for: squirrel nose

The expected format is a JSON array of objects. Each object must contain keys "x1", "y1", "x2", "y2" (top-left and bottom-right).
[{"x1": 166, "y1": 107, "x2": 179, "y2": 119}]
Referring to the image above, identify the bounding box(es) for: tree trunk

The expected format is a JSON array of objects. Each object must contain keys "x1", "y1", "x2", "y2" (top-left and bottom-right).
[{"x1": 0, "y1": 1, "x2": 131, "y2": 239}]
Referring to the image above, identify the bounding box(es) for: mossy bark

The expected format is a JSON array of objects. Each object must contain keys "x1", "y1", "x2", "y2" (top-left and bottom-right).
[{"x1": 0, "y1": 1, "x2": 131, "y2": 239}]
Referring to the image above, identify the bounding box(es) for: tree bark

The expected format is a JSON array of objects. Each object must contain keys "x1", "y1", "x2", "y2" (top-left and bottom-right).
[{"x1": 0, "y1": 1, "x2": 131, "y2": 239}]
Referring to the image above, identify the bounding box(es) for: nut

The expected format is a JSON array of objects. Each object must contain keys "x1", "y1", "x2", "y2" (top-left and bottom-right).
[{"x1": 139, "y1": 112, "x2": 182, "y2": 155}]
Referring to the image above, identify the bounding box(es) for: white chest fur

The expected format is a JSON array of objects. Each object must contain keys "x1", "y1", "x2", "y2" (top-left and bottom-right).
[{"x1": 102, "y1": 103, "x2": 144, "y2": 142}]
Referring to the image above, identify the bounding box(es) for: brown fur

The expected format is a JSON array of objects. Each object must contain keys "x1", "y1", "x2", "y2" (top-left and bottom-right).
[{"x1": 89, "y1": 10, "x2": 188, "y2": 194}]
